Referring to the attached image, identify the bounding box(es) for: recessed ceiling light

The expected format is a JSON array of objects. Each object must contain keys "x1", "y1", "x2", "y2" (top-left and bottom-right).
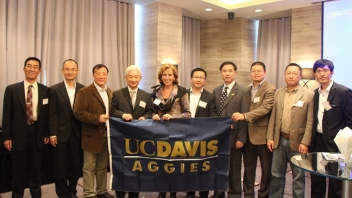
[
  {"x1": 255, "y1": 9, "x2": 262, "y2": 12},
  {"x1": 205, "y1": 8, "x2": 212, "y2": 11}
]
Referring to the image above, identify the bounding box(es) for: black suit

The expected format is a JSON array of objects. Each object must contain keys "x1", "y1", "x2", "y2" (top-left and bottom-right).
[
  {"x1": 186, "y1": 88, "x2": 217, "y2": 198},
  {"x1": 2, "y1": 81, "x2": 49, "y2": 198},
  {"x1": 49, "y1": 81, "x2": 84, "y2": 198},
  {"x1": 111, "y1": 87, "x2": 152, "y2": 120},
  {"x1": 213, "y1": 83, "x2": 250, "y2": 198},
  {"x1": 310, "y1": 82, "x2": 352, "y2": 198},
  {"x1": 111, "y1": 87, "x2": 152, "y2": 198}
]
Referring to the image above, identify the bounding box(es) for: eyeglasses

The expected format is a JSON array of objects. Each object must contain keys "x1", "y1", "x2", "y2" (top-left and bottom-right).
[
  {"x1": 26, "y1": 65, "x2": 40, "y2": 70},
  {"x1": 64, "y1": 68, "x2": 78, "y2": 72},
  {"x1": 285, "y1": 72, "x2": 300, "y2": 76},
  {"x1": 192, "y1": 76, "x2": 205, "y2": 80},
  {"x1": 315, "y1": 69, "x2": 330, "y2": 74}
]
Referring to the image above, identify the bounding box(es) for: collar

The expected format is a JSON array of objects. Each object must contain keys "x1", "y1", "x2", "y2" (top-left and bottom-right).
[
  {"x1": 93, "y1": 82, "x2": 107, "y2": 92},
  {"x1": 24, "y1": 80, "x2": 38, "y2": 90},
  {"x1": 250, "y1": 79, "x2": 265, "y2": 89},
  {"x1": 190, "y1": 87, "x2": 203, "y2": 94},
  {"x1": 64, "y1": 80, "x2": 76, "y2": 89},
  {"x1": 318, "y1": 80, "x2": 334, "y2": 94},
  {"x1": 128, "y1": 86, "x2": 138, "y2": 93},
  {"x1": 285, "y1": 85, "x2": 299, "y2": 93},
  {"x1": 224, "y1": 80, "x2": 236, "y2": 90}
]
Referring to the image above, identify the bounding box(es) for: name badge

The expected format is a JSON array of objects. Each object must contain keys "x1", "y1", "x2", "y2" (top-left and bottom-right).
[
  {"x1": 139, "y1": 101, "x2": 146, "y2": 108},
  {"x1": 153, "y1": 98, "x2": 161, "y2": 106},
  {"x1": 294, "y1": 100, "x2": 304, "y2": 107},
  {"x1": 43, "y1": 98, "x2": 49, "y2": 105},
  {"x1": 322, "y1": 101, "x2": 332, "y2": 111},
  {"x1": 198, "y1": 100, "x2": 207, "y2": 108},
  {"x1": 253, "y1": 97, "x2": 260, "y2": 103}
]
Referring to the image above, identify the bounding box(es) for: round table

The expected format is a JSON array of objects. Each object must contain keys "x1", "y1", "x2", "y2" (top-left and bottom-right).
[{"x1": 291, "y1": 152, "x2": 352, "y2": 197}]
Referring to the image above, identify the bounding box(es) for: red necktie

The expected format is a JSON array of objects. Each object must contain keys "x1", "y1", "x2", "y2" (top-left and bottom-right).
[{"x1": 26, "y1": 85, "x2": 33, "y2": 125}]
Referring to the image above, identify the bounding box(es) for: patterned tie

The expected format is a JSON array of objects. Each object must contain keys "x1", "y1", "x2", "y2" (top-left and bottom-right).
[
  {"x1": 130, "y1": 90, "x2": 136, "y2": 108},
  {"x1": 26, "y1": 85, "x2": 34, "y2": 125},
  {"x1": 218, "y1": 86, "x2": 228, "y2": 117}
]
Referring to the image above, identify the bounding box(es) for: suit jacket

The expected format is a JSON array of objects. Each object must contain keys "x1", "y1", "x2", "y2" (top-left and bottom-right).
[
  {"x1": 245, "y1": 81, "x2": 276, "y2": 145},
  {"x1": 2, "y1": 81, "x2": 50, "y2": 151},
  {"x1": 73, "y1": 83, "x2": 112, "y2": 153},
  {"x1": 187, "y1": 88, "x2": 217, "y2": 117},
  {"x1": 266, "y1": 86, "x2": 314, "y2": 151},
  {"x1": 49, "y1": 81, "x2": 85, "y2": 142},
  {"x1": 111, "y1": 87, "x2": 152, "y2": 119},
  {"x1": 213, "y1": 82, "x2": 250, "y2": 147},
  {"x1": 310, "y1": 82, "x2": 352, "y2": 152}
]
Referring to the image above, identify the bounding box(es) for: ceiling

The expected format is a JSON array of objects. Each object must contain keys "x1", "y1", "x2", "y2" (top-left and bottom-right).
[{"x1": 121, "y1": 0, "x2": 324, "y2": 20}]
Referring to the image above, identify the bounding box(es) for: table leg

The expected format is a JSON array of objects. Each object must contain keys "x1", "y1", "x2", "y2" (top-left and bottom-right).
[{"x1": 342, "y1": 180, "x2": 352, "y2": 197}]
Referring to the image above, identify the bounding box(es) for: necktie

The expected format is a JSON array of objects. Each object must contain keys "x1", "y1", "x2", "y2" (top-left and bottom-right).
[
  {"x1": 218, "y1": 86, "x2": 228, "y2": 117},
  {"x1": 130, "y1": 91, "x2": 136, "y2": 108},
  {"x1": 26, "y1": 85, "x2": 34, "y2": 125}
]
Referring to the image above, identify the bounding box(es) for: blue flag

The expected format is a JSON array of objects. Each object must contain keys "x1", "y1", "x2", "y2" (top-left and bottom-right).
[{"x1": 109, "y1": 117, "x2": 231, "y2": 192}]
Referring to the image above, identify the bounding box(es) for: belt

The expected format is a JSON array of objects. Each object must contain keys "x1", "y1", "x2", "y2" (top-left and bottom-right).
[
  {"x1": 280, "y1": 132, "x2": 290, "y2": 139},
  {"x1": 316, "y1": 132, "x2": 323, "y2": 138}
]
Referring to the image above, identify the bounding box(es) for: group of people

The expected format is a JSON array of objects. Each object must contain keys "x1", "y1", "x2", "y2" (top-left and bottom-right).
[{"x1": 2, "y1": 57, "x2": 352, "y2": 198}]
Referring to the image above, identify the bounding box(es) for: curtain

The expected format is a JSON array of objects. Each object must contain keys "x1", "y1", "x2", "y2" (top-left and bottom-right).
[
  {"x1": 257, "y1": 17, "x2": 291, "y2": 88},
  {"x1": 180, "y1": 17, "x2": 200, "y2": 87},
  {"x1": 1, "y1": 0, "x2": 134, "y2": 89},
  {"x1": 0, "y1": 0, "x2": 134, "y2": 123}
]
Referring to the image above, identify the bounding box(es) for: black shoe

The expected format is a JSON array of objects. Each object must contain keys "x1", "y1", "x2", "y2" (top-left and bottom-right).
[
  {"x1": 210, "y1": 192, "x2": 225, "y2": 198},
  {"x1": 158, "y1": 193, "x2": 166, "y2": 198},
  {"x1": 186, "y1": 195, "x2": 194, "y2": 198},
  {"x1": 97, "y1": 192, "x2": 114, "y2": 198},
  {"x1": 71, "y1": 195, "x2": 78, "y2": 198}
]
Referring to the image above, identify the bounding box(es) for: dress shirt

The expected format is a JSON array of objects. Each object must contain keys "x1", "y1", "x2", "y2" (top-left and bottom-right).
[
  {"x1": 190, "y1": 87, "x2": 203, "y2": 118},
  {"x1": 24, "y1": 80, "x2": 38, "y2": 121},
  {"x1": 128, "y1": 87, "x2": 138, "y2": 108},
  {"x1": 250, "y1": 79, "x2": 265, "y2": 101},
  {"x1": 94, "y1": 82, "x2": 109, "y2": 116},
  {"x1": 317, "y1": 81, "x2": 334, "y2": 133},
  {"x1": 64, "y1": 80, "x2": 76, "y2": 109},
  {"x1": 281, "y1": 87, "x2": 299, "y2": 134},
  {"x1": 223, "y1": 80, "x2": 236, "y2": 96}
]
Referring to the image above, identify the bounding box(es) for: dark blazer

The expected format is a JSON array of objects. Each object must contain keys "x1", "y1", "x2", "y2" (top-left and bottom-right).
[
  {"x1": 187, "y1": 88, "x2": 217, "y2": 117},
  {"x1": 213, "y1": 83, "x2": 250, "y2": 147},
  {"x1": 73, "y1": 83, "x2": 112, "y2": 153},
  {"x1": 2, "y1": 81, "x2": 50, "y2": 151},
  {"x1": 49, "y1": 81, "x2": 85, "y2": 142},
  {"x1": 245, "y1": 81, "x2": 276, "y2": 145},
  {"x1": 310, "y1": 82, "x2": 352, "y2": 152},
  {"x1": 111, "y1": 87, "x2": 152, "y2": 119}
]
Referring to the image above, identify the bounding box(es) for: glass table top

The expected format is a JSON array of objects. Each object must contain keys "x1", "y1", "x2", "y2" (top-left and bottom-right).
[{"x1": 291, "y1": 152, "x2": 352, "y2": 181}]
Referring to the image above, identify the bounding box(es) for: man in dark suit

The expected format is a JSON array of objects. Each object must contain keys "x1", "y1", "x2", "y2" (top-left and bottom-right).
[
  {"x1": 186, "y1": 68, "x2": 217, "y2": 198},
  {"x1": 309, "y1": 59, "x2": 352, "y2": 198},
  {"x1": 232, "y1": 62, "x2": 276, "y2": 198},
  {"x1": 49, "y1": 59, "x2": 85, "y2": 198},
  {"x1": 212, "y1": 61, "x2": 250, "y2": 198},
  {"x1": 2, "y1": 57, "x2": 50, "y2": 198},
  {"x1": 111, "y1": 65, "x2": 152, "y2": 198},
  {"x1": 73, "y1": 64, "x2": 114, "y2": 198}
]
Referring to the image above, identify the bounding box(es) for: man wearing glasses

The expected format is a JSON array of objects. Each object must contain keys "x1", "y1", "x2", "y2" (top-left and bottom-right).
[
  {"x1": 2, "y1": 57, "x2": 50, "y2": 198},
  {"x1": 186, "y1": 67, "x2": 217, "y2": 198},
  {"x1": 309, "y1": 59, "x2": 352, "y2": 198},
  {"x1": 49, "y1": 59, "x2": 85, "y2": 198}
]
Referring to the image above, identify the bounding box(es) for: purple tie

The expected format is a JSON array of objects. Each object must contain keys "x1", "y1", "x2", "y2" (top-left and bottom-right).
[{"x1": 26, "y1": 85, "x2": 33, "y2": 125}]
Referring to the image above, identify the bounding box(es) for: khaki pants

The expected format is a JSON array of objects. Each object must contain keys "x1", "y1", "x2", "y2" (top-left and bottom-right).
[{"x1": 83, "y1": 139, "x2": 109, "y2": 197}]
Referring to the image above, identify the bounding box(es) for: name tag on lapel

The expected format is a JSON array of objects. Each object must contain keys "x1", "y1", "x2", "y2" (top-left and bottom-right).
[
  {"x1": 139, "y1": 101, "x2": 146, "y2": 108},
  {"x1": 198, "y1": 100, "x2": 207, "y2": 108},
  {"x1": 294, "y1": 100, "x2": 304, "y2": 107},
  {"x1": 43, "y1": 98, "x2": 49, "y2": 105}
]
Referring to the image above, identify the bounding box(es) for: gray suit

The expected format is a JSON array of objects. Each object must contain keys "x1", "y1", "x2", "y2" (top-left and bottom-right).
[
  {"x1": 111, "y1": 87, "x2": 152, "y2": 119},
  {"x1": 213, "y1": 83, "x2": 250, "y2": 198}
]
